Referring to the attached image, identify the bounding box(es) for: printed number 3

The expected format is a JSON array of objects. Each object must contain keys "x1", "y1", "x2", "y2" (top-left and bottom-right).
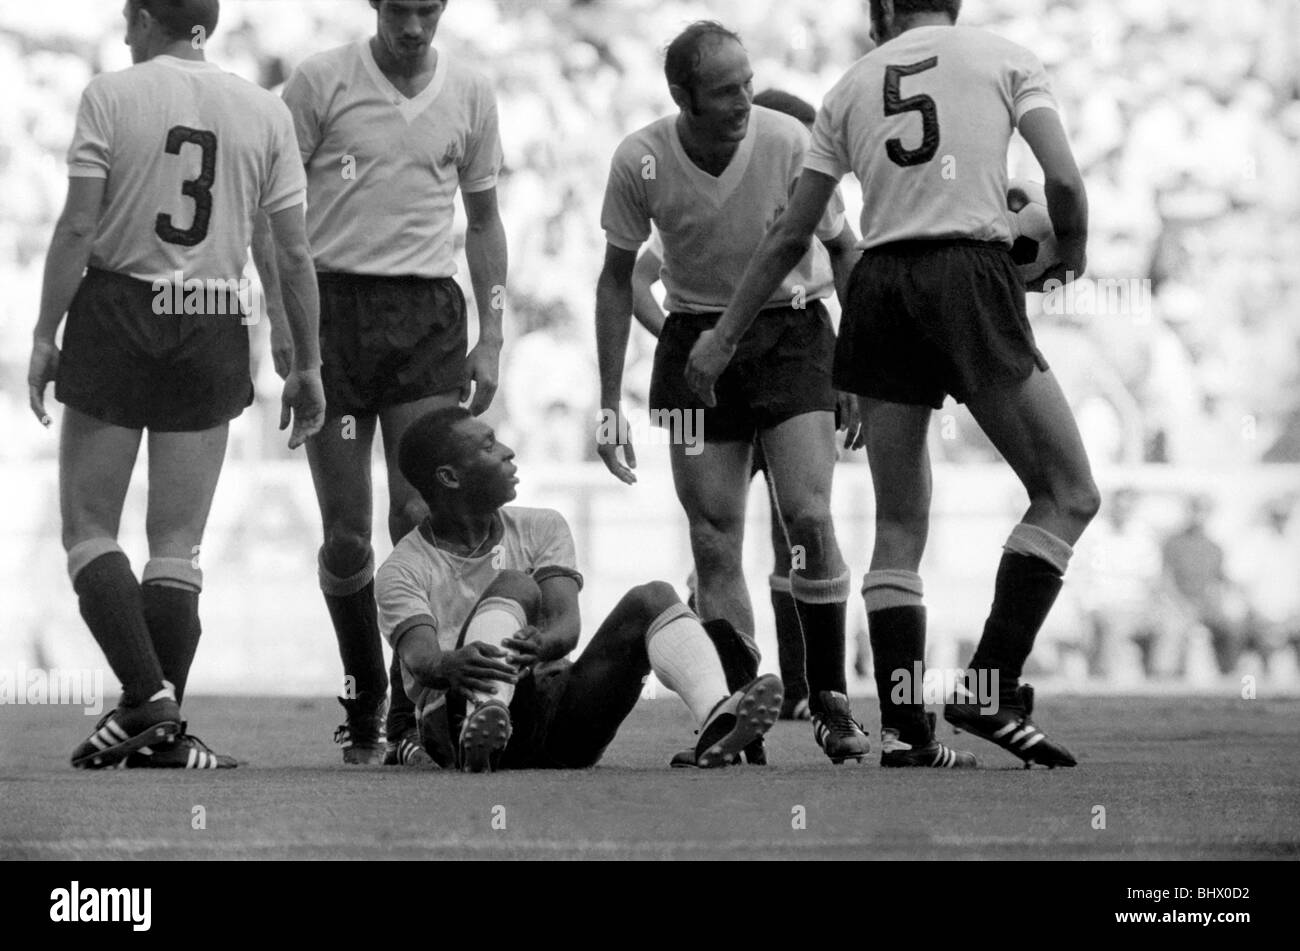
[
  {"x1": 155, "y1": 126, "x2": 217, "y2": 246},
  {"x1": 883, "y1": 58, "x2": 939, "y2": 167}
]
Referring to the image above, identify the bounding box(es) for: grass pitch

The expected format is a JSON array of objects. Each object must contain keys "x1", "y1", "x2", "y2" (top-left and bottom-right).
[{"x1": 2, "y1": 694, "x2": 1298, "y2": 860}]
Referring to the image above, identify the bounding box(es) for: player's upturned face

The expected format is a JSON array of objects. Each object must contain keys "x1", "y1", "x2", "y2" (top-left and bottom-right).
[
  {"x1": 451, "y1": 419, "x2": 519, "y2": 509},
  {"x1": 376, "y1": 0, "x2": 445, "y2": 65},
  {"x1": 686, "y1": 40, "x2": 754, "y2": 144}
]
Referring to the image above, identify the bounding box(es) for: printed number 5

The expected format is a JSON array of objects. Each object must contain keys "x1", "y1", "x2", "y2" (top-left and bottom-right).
[
  {"x1": 155, "y1": 126, "x2": 217, "y2": 247},
  {"x1": 883, "y1": 58, "x2": 939, "y2": 167}
]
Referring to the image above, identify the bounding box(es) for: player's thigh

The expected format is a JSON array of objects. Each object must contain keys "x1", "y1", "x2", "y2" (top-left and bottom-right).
[
  {"x1": 379, "y1": 389, "x2": 460, "y2": 513},
  {"x1": 759, "y1": 410, "x2": 838, "y2": 521},
  {"x1": 964, "y1": 368, "x2": 1095, "y2": 506},
  {"x1": 669, "y1": 437, "x2": 752, "y2": 540},
  {"x1": 305, "y1": 412, "x2": 378, "y2": 533},
  {"x1": 862, "y1": 398, "x2": 933, "y2": 520},
  {"x1": 59, "y1": 406, "x2": 143, "y2": 548},
  {"x1": 144, "y1": 423, "x2": 230, "y2": 556}
]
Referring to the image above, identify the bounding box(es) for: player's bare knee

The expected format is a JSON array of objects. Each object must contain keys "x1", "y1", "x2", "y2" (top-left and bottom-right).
[
  {"x1": 689, "y1": 519, "x2": 744, "y2": 575},
  {"x1": 782, "y1": 507, "x2": 836, "y2": 552},
  {"x1": 1040, "y1": 477, "x2": 1101, "y2": 528},
  {"x1": 623, "y1": 580, "x2": 682, "y2": 620},
  {"x1": 1068, "y1": 478, "x2": 1103, "y2": 527},
  {"x1": 484, "y1": 569, "x2": 541, "y2": 616},
  {"x1": 320, "y1": 529, "x2": 372, "y2": 578}
]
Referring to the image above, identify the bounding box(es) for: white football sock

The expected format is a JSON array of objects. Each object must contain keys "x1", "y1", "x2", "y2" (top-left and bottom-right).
[
  {"x1": 464, "y1": 597, "x2": 526, "y2": 707},
  {"x1": 645, "y1": 605, "x2": 729, "y2": 725}
]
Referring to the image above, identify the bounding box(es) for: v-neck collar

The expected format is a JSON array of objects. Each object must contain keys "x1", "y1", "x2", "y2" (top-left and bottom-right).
[
  {"x1": 669, "y1": 114, "x2": 757, "y2": 205},
  {"x1": 359, "y1": 38, "x2": 447, "y2": 124}
]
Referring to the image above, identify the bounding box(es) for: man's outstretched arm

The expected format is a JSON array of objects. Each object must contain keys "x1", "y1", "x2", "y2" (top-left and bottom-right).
[{"x1": 685, "y1": 169, "x2": 839, "y2": 405}]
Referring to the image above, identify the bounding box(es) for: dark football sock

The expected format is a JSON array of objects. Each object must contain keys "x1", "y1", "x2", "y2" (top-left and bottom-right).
[
  {"x1": 73, "y1": 552, "x2": 166, "y2": 707},
  {"x1": 702, "y1": 619, "x2": 759, "y2": 693},
  {"x1": 869, "y1": 605, "x2": 929, "y2": 742},
  {"x1": 790, "y1": 571, "x2": 851, "y2": 712},
  {"x1": 324, "y1": 580, "x2": 389, "y2": 706},
  {"x1": 770, "y1": 582, "x2": 808, "y2": 702},
  {"x1": 798, "y1": 600, "x2": 848, "y2": 707},
  {"x1": 968, "y1": 552, "x2": 1065, "y2": 695},
  {"x1": 141, "y1": 583, "x2": 201, "y2": 705},
  {"x1": 385, "y1": 649, "x2": 416, "y2": 738}
]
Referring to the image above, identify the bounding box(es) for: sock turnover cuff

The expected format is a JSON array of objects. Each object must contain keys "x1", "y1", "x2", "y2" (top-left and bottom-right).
[
  {"x1": 789, "y1": 569, "x2": 851, "y2": 605},
  {"x1": 472, "y1": 596, "x2": 528, "y2": 630},
  {"x1": 645, "y1": 601, "x2": 696, "y2": 640},
  {"x1": 318, "y1": 548, "x2": 375, "y2": 597},
  {"x1": 1004, "y1": 523, "x2": 1073, "y2": 575},
  {"x1": 861, "y1": 569, "x2": 925, "y2": 612},
  {"x1": 142, "y1": 557, "x2": 203, "y2": 592},
  {"x1": 67, "y1": 539, "x2": 126, "y2": 585}
]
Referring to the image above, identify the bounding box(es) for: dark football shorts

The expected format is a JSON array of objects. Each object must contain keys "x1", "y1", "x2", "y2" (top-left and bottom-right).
[
  {"x1": 317, "y1": 271, "x2": 469, "y2": 419},
  {"x1": 425, "y1": 655, "x2": 637, "y2": 770},
  {"x1": 418, "y1": 659, "x2": 586, "y2": 770},
  {"x1": 56, "y1": 267, "x2": 252, "y2": 432},
  {"x1": 650, "y1": 302, "x2": 837, "y2": 443},
  {"x1": 833, "y1": 239, "x2": 1049, "y2": 410},
  {"x1": 420, "y1": 608, "x2": 635, "y2": 771}
]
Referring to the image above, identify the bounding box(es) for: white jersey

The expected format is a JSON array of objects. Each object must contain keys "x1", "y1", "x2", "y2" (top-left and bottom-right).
[
  {"x1": 376, "y1": 507, "x2": 583, "y2": 703},
  {"x1": 67, "y1": 55, "x2": 305, "y2": 282},
  {"x1": 602, "y1": 106, "x2": 844, "y2": 314},
  {"x1": 283, "y1": 40, "x2": 502, "y2": 278},
  {"x1": 806, "y1": 25, "x2": 1058, "y2": 250}
]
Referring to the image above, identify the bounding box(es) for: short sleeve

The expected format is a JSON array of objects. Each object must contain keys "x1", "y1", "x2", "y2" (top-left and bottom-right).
[
  {"x1": 787, "y1": 120, "x2": 847, "y2": 243},
  {"x1": 459, "y1": 81, "x2": 503, "y2": 194},
  {"x1": 281, "y1": 66, "x2": 321, "y2": 165},
  {"x1": 804, "y1": 96, "x2": 851, "y2": 183},
  {"x1": 67, "y1": 81, "x2": 112, "y2": 179},
  {"x1": 530, "y1": 511, "x2": 584, "y2": 589},
  {"x1": 376, "y1": 554, "x2": 437, "y2": 650},
  {"x1": 261, "y1": 100, "x2": 308, "y2": 213},
  {"x1": 600, "y1": 139, "x2": 652, "y2": 252},
  {"x1": 1008, "y1": 46, "x2": 1058, "y2": 125}
]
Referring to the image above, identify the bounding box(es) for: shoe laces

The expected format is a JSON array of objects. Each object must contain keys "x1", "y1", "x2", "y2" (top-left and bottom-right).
[{"x1": 820, "y1": 708, "x2": 863, "y2": 736}]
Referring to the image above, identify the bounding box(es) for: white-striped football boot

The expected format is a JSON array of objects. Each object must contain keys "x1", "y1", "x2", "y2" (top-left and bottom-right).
[
  {"x1": 124, "y1": 727, "x2": 237, "y2": 769},
  {"x1": 71, "y1": 688, "x2": 181, "y2": 769},
  {"x1": 944, "y1": 683, "x2": 1076, "y2": 768},
  {"x1": 880, "y1": 712, "x2": 977, "y2": 768}
]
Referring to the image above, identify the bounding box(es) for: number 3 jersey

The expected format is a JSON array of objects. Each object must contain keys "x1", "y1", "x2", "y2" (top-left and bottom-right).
[
  {"x1": 66, "y1": 55, "x2": 306, "y2": 283},
  {"x1": 806, "y1": 25, "x2": 1057, "y2": 251}
]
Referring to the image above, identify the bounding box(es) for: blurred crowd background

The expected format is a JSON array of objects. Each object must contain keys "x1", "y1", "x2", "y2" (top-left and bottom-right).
[{"x1": 1, "y1": 0, "x2": 1297, "y2": 694}]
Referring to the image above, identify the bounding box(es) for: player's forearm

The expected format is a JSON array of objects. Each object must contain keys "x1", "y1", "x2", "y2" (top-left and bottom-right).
[
  {"x1": 398, "y1": 626, "x2": 449, "y2": 690},
  {"x1": 536, "y1": 612, "x2": 581, "y2": 662},
  {"x1": 275, "y1": 246, "x2": 323, "y2": 371},
  {"x1": 465, "y1": 214, "x2": 507, "y2": 349},
  {"x1": 34, "y1": 221, "x2": 96, "y2": 342},
  {"x1": 828, "y1": 243, "x2": 860, "y2": 308},
  {"x1": 1044, "y1": 177, "x2": 1088, "y2": 256},
  {"x1": 714, "y1": 227, "x2": 809, "y2": 348},
  {"x1": 595, "y1": 272, "x2": 634, "y2": 405},
  {"x1": 251, "y1": 213, "x2": 288, "y2": 330}
]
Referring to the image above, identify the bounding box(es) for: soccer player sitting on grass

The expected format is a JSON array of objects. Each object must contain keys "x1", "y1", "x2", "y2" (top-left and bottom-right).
[{"x1": 375, "y1": 407, "x2": 782, "y2": 772}]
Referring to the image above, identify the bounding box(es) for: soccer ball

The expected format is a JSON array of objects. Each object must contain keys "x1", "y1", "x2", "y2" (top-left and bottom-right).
[{"x1": 1006, "y1": 178, "x2": 1060, "y2": 286}]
